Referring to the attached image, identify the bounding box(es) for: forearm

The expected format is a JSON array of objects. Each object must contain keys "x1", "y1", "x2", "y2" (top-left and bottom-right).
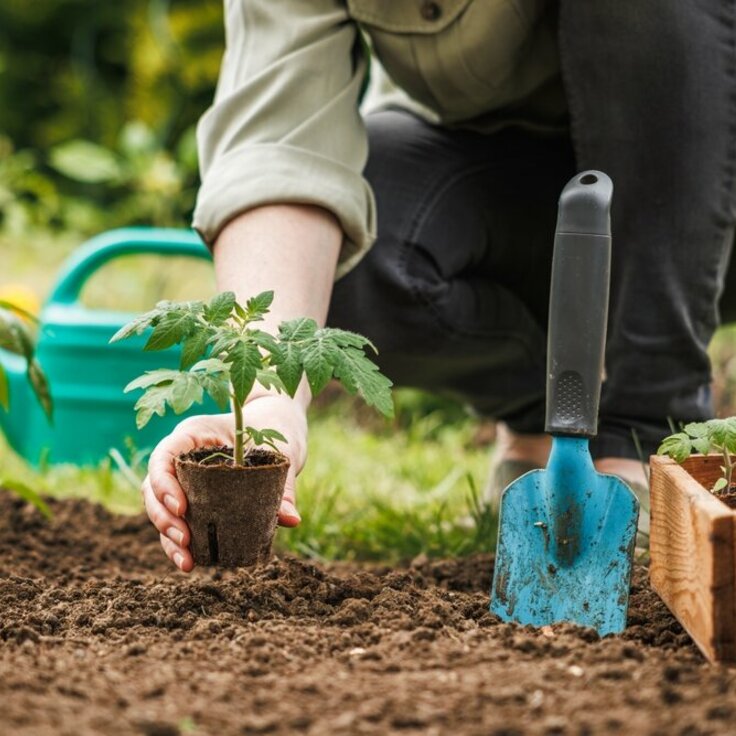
[{"x1": 212, "y1": 203, "x2": 343, "y2": 412}]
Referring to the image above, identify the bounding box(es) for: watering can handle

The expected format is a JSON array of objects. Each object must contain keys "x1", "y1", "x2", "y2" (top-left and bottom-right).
[
  {"x1": 545, "y1": 171, "x2": 613, "y2": 438},
  {"x1": 47, "y1": 228, "x2": 211, "y2": 305}
]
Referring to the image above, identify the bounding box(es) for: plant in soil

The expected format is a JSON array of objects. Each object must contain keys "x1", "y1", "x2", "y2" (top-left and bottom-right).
[
  {"x1": 657, "y1": 417, "x2": 736, "y2": 495},
  {"x1": 110, "y1": 289, "x2": 394, "y2": 567},
  {"x1": 0, "y1": 300, "x2": 53, "y2": 517}
]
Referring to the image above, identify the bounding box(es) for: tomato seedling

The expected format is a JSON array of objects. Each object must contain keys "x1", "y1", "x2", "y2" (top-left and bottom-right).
[
  {"x1": 657, "y1": 417, "x2": 736, "y2": 494},
  {"x1": 111, "y1": 290, "x2": 394, "y2": 464}
]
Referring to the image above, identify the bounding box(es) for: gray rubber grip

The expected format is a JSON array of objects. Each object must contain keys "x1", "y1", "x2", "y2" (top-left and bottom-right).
[{"x1": 545, "y1": 171, "x2": 613, "y2": 437}]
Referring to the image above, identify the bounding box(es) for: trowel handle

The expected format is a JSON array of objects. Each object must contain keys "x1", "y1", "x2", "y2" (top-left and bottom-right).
[
  {"x1": 545, "y1": 171, "x2": 612, "y2": 438},
  {"x1": 48, "y1": 228, "x2": 211, "y2": 305}
]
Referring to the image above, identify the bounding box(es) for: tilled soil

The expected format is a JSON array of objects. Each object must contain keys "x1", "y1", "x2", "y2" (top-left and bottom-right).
[{"x1": 1, "y1": 494, "x2": 735, "y2": 736}]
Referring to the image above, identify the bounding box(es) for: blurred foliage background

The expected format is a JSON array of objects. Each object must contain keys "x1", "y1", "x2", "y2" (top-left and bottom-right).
[{"x1": 0, "y1": 0, "x2": 223, "y2": 236}]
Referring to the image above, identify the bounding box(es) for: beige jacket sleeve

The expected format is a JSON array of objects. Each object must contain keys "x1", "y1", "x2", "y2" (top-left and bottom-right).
[{"x1": 192, "y1": 0, "x2": 376, "y2": 277}]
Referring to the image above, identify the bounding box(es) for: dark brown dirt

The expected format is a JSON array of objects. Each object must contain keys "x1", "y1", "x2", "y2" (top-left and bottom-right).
[{"x1": 1, "y1": 493, "x2": 735, "y2": 736}]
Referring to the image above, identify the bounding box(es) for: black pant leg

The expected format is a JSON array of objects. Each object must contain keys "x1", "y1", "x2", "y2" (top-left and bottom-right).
[
  {"x1": 560, "y1": 0, "x2": 736, "y2": 459},
  {"x1": 328, "y1": 110, "x2": 574, "y2": 429}
]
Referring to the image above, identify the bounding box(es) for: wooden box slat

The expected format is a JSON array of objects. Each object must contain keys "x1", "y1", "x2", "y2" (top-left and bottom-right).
[{"x1": 649, "y1": 454, "x2": 736, "y2": 663}]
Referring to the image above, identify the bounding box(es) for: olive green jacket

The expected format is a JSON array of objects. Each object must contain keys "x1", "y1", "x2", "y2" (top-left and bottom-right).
[{"x1": 193, "y1": 0, "x2": 565, "y2": 277}]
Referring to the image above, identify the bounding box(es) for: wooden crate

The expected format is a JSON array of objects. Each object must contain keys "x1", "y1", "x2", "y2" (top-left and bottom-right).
[{"x1": 649, "y1": 454, "x2": 736, "y2": 663}]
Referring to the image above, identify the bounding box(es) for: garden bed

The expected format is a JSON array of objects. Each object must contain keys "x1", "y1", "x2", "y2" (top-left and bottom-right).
[{"x1": 1, "y1": 494, "x2": 735, "y2": 735}]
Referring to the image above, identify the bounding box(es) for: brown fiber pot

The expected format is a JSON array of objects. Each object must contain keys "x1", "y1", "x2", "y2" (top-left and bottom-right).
[{"x1": 174, "y1": 447, "x2": 289, "y2": 568}]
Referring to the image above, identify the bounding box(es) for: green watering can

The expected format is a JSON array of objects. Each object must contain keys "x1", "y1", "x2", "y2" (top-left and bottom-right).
[{"x1": 0, "y1": 227, "x2": 219, "y2": 466}]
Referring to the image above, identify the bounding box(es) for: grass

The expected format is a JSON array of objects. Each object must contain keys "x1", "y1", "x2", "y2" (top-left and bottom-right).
[{"x1": 0, "y1": 386, "x2": 497, "y2": 562}]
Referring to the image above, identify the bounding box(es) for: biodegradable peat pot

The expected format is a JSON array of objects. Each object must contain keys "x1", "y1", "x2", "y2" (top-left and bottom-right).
[
  {"x1": 650, "y1": 454, "x2": 736, "y2": 663},
  {"x1": 175, "y1": 447, "x2": 289, "y2": 568}
]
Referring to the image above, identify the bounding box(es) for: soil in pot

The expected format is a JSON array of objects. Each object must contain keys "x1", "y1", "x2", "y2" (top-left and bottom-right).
[{"x1": 175, "y1": 446, "x2": 289, "y2": 568}]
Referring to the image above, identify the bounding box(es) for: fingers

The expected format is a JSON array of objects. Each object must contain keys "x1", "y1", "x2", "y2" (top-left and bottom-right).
[
  {"x1": 148, "y1": 440, "x2": 188, "y2": 517},
  {"x1": 143, "y1": 475, "x2": 192, "y2": 566},
  {"x1": 160, "y1": 533, "x2": 194, "y2": 573}
]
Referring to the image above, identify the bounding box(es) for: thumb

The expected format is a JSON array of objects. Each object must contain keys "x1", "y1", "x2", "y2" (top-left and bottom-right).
[{"x1": 277, "y1": 466, "x2": 301, "y2": 527}]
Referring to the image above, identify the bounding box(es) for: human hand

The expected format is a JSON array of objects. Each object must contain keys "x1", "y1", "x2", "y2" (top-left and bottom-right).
[{"x1": 142, "y1": 394, "x2": 308, "y2": 572}]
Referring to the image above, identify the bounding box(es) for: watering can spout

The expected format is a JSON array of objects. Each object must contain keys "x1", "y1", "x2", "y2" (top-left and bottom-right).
[{"x1": 0, "y1": 349, "x2": 32, "y2": 456}]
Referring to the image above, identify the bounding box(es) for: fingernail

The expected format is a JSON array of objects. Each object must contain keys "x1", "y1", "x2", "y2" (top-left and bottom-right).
[
  {"x1": 164, "y1": 494, "x2": 180, "y2": 516},
  {"x1": 167, "y1": 527, "x2": 184, "y2": 546},
  {"x1": 173, "y1": 552, "x2": 184, "y2": 569},
  {"x1": 281, "y1": 500, "x2": 301, "y2": 521}
]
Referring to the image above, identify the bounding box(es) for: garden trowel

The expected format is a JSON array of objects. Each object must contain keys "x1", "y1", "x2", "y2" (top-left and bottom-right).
[{"x1": 490, "y1": 171, "x2": 639, "y2": 636}]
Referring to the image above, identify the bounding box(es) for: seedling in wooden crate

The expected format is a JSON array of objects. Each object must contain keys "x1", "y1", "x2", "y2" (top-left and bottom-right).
[{"x1": 650, "y1": 419, "x2": 736, "y2": 663}]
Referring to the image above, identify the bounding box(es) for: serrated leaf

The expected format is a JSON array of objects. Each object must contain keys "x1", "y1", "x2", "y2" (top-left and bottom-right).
[
  {"x1": 684, "y1": 422, "x2": 709, "y2": 439},
  {"x1": 657, "y1": 432, "x2": 692, "y2": 464},
  {"x1": 692, "y1": 437, "x2": 711, "y2": 455},
  {"x1": 250, "y1": 329, "x2": 279, "y2": 355},
  {"x1": 109, "y1": 306, "x2": 163, "y2": 343},
  {"x1": 134, "y1": 384, "x2": 171, "y2": 429},
  {"x1": 205, "y1": 291, "x2": 236, "y2": 325},
  {"x1": 181, "y1": 330, "x2": 210, "y2": 369},
  {"x1": 255, "y1": 369, "x2": 286, "y2": 394},
  {"x1": 706, "y1": 419, "x2": 729, "y2": 447},
  {"x1": 274, "y1": 341, "x2": 303, "y2": 396},
  {"x1": 201, "y1": 374, "x2": 231, "y2": 410},
  {"x1": 145, "y1": 310, "x2": 198, "y2": 351},
  {"x1": 27, "y1": 359, "x2": 53, "y2": 421},
  {"x1": 243, "y1": 426, "x2": 287, "y2": 452},
  {"x1": 2, "y1": 480, "x2": 52, "y2": 519},
  {"x1": 713, "y1": 477, "x2": 729, "y2": 494},
  {"x1": 208, "y1": 329, "x2": 239, "y2": 359},
  {"x1": 318, "y1": 326, "x2": 376, "y2": 353},
  {"x1": 302, "y1": 337, "x2": 338, "y2": 396},
  {"x1": 228, "y1": 340, "x2": 262, "y2": 403},
  {"x1": 245, "y1": 291, "x2": 274, "y2": 321},
  {"x1": 124, "y1": 369, "x2": 179, "y2": 393},
  {"x1": 191, "y1": 358, "x2": 230, "y2": 375},
  {"x1": 278, "y1": 317, "x2": 318, "y2": 342},
  {"x1": 333, "y1": 347, "x2": 394, "y2": 418},
  {"x1": 169, "y1": 373, "x2": 204, "y2": 414}
]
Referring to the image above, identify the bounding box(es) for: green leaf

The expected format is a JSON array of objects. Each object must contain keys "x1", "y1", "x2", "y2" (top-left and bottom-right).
[
  {"x1": 191, "y1": 358, "x2": 230, "y2": 375},
  {"x1": 684, "y1": 422, "x2": 710, "y2": 439},
  {"x1": 243, "y1": 426, "x2": 287, "y2": 452},
  {"x1": 2, "y1": 480, "x2": 52, "y2": 519},
  {"x1": 278, "y1": 317, "x2": 318, "y2": 342},
  {"x1": 245, "y1": 291, "x2": 274, "y2": 321},
  {"x1": 713, "y1": 477, "x2": 729, "y2": 494},
  {"x1": 208, "y1": 328, "x2": 240, "y2": 359},
  {"x1": 657, "y1": 432, "x2": 692, "y2": 464},
  {"x1": 145, "y1": 310, "x2": 197, "y2": 351},
  {"x1": 706, "y1": 419, "x2": 729, "y2": 447},
  {"x1": 134, "y1": 384, "x2": 171, "y2": 429},
  {"x1": 692, "y1": 437, "x2": 711, "y2": 455},
  {"x1": 181, "y1": 330, "x2": 210, "y2": 369},
  {"x1": 49, "y1": 140, "x2": 122, "y2": 183},
  {"x1": 201, "y1": 375, "x2": 231, "y2": 410},
  {"x1": 0, "y1": 364, "x2": 8, "y2": 411},
  {"x1": 227, "y1": 340, "x2": 262, "y2": 403},
  {"x1": 302, "y1": 336, "x2": 338, "y2": 396},
  {"x1": 27, "y1": 359, "x2": 52, "y2": 420},
  {"x1": 124, "y1": 369, "x2": 179, "y2": 393},
  {"x1": 274, "y1": 341, "x2": 303, "y2": 396},
  {"x1": 255, "y1": 369, "x2": 286, "y2": 394},
  {"x1": 109, "y1": 305, "x2": 165, "y2": 343},
  {"x1": 333, "y1": 347, "x2": 394, "y2": 418},
  {"x1": 250, "y1": 329, "x2": 279, "y2": 355},
  {"x1": 169, "y1": 373, "x2": 204, "y2": 414},
  {"x1": 205, "y1": 291, "x2": 236, "y2": 325},
  {"x1": 0, "y1": 309, "x2": 34, "y2": 359},
  {"x1": 0, "y1": 299, "x2": 39, "y2": 324}
]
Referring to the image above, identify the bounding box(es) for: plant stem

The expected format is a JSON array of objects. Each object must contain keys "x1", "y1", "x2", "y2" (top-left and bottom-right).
[
  {"x1": 232, "y1": 393, "x2": 244, "y2": 466},
  {"x1": 724, "y1": 445, "x2": 733, "y2": 493}
]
